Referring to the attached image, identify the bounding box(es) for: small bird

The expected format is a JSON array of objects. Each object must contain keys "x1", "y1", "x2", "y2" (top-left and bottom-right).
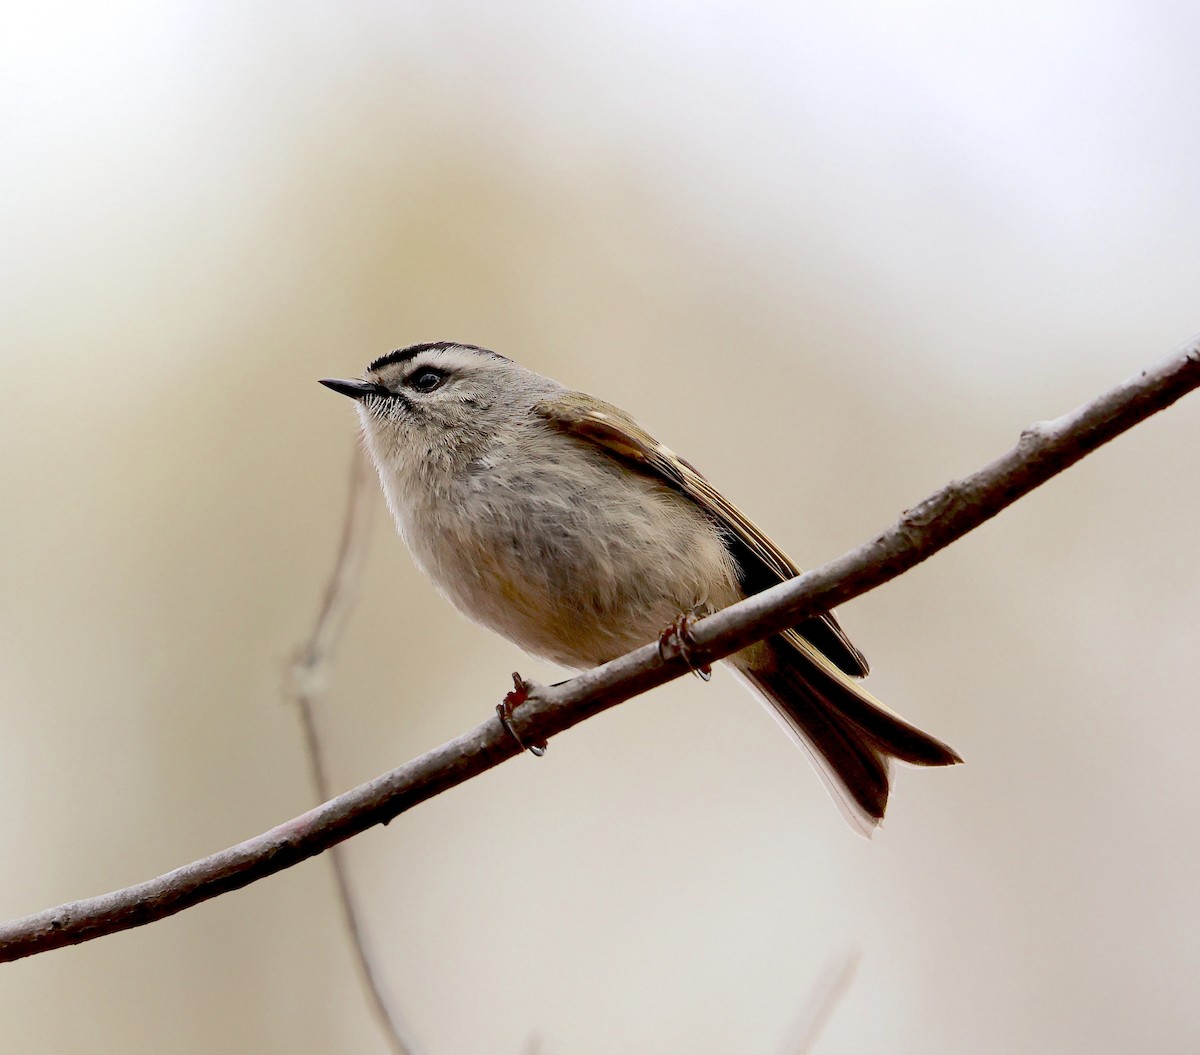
[{"x1": 321, "y1": 342, "x2": 960, "y2": 834}]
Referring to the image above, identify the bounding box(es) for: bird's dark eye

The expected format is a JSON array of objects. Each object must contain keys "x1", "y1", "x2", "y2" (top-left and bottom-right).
[{"x1": 409, "y1": 368, "x2": 445, "y2": 393}]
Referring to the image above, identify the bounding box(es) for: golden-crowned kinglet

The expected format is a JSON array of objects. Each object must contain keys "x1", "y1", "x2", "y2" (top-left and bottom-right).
[{"x1": 321, "y1": 342, "x2": 960, "y2": 834}]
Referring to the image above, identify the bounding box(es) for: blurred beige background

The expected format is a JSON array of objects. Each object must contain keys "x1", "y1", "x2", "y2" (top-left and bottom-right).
[{"x1": 2, "y1": 3, "x2": 1199, "y2": 1053}]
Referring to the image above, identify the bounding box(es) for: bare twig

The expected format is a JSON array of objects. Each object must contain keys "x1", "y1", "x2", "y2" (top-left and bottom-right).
[
  {"x1": 1, "y1": 337, "x2": 1197, "y2": 963},
  {"x1": 777, "y1": 950, "x2": 860, "y2": 1055},
  {"x1": 290, "y1": 447, "x2": 422, "y2": 1055},
  {"x1": 291, "y1": 445, "x2": 374, "y2": 706}
]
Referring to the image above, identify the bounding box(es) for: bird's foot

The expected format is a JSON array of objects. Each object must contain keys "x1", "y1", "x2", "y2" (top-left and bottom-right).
[
  {"x1": 658, "y1": 609, "x2": 713, "y2": 681},
  {"x1": 496, "y1": 672, "x2": 548, "y2": 756}
]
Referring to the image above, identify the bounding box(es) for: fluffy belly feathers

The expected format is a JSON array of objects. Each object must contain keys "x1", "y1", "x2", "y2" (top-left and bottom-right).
[{"x1": 401, "y1": 455, "x2": 742, "y2": 668}]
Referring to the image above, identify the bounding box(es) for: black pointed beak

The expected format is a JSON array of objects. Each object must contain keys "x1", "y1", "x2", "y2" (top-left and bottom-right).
[{"x1": 319, "y1": 377, "x2": 380, "y2": 400}]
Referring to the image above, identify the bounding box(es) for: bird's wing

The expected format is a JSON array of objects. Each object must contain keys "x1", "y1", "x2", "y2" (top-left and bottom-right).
[{"x1": 535, "y1": 391, "x2": 870, "y2": 677}]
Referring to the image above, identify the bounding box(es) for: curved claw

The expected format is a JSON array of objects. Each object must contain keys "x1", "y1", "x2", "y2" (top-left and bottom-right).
[
  {"x1": 658, "y1": 611, "x2": 713, "y2": 681},
  {"x1": 496, "y1": 672, "x2": 548, "y2": 757}
]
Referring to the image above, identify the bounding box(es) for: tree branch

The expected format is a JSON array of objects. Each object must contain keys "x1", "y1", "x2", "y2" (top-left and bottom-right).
[{"x1": 2, "y1": 337, "x2": 1197, "y2": 964}]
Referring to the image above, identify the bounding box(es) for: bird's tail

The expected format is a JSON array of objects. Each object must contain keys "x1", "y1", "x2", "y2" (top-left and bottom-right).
[{"x1": 733, "y1": 630, "x2": 961, "y2": 836}]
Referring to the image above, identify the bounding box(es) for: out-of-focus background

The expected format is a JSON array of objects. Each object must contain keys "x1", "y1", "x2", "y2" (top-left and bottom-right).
[{"x1": 3, "y1": 3, "x2": 1198, "y2": 1053}]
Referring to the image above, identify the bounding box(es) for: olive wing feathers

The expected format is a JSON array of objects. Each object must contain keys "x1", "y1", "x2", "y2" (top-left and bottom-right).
[{"x1": 535, "y1": 392, "x2": 870, "y2": 677}]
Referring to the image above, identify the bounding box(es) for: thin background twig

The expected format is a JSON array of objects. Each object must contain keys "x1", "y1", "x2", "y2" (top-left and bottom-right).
[
  {"x1": 289, "y1": 446, "x2": 422, "y2": 1055},
  {"x1": 0, "y1": 335, "x2": 1197, "y2": 963},
  {"x1": 776, "y1": 950, "x2": 861, "y2": 1055}
]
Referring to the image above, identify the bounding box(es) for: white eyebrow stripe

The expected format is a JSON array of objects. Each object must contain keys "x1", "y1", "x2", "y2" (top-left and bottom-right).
[
  {"x1": 368, "y1": 346, "x2": 498, "y2": 389},
  {"x1": 403, "y1": 347, "x2": 487, "y2": 374},
  {"x1": 367, "y1": 341, "x2": 506, "y2": 374}
]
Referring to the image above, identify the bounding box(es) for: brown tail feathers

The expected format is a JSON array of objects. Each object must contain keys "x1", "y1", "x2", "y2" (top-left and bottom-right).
[{"x1": 734, "y1": 630, "x2": 961, "y2": 835}]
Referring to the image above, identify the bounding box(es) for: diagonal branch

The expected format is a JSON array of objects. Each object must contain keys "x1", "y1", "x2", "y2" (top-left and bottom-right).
[{"x1": 1, "y1": 336, "x2": 1197, "y2": 964}]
